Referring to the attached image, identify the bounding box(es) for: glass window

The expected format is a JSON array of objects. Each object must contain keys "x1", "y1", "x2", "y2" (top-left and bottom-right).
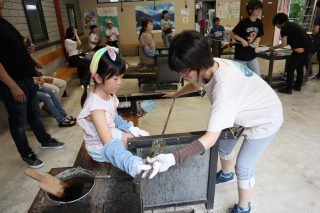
[
  {"x1": 66, "y1": 4, "x2": 77, "y2": 28},
  {"x1": 22, "y1": 0, "x2": 48, "y2": 44}
]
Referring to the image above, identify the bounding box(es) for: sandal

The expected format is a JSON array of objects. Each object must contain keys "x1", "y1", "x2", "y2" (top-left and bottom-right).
[
  {"x1": 59, "y1": 118, "x2": 76, "y2": 127},
  {"x1": 65, "y1": 115, "x2": 77, "y2": 121}
]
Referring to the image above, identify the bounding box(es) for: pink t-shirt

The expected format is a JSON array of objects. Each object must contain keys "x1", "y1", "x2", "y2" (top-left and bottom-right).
[{"x1": 77, "y1": 92, "x2": 119, "y2": 156}]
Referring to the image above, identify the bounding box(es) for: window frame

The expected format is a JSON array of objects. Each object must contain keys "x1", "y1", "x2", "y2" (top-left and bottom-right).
[
  {"x1": 22, "y1": 0, "x2": 49, "y2": 44},
  {"x1": 66, "y1": 3, "x2": 78, "y2": 28}
]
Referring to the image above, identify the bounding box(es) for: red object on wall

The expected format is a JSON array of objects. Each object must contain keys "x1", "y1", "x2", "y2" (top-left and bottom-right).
[
  {"x1": 53, "y1": 0, "x2": 65, "y2": 53},
  {"x1": 199, "y1": 19, "x2": 205, "y2": 30}
]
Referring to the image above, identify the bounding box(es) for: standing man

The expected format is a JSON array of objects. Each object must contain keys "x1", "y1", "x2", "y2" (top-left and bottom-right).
[
  {"x1": 269, "y1": 13, "x2": 312, "y2": 94},
  {"x1": 230, "y1": 0, "x2": 264, "y2": 75},
  {"x1": 311, "y1": 0, "x2": 320, "y2": 80},
  {"x1": 0, "y1": 0, "x2": 64, "y2": 168},
  {"x1": 147, "y1": 30, "x2": 283, "y2": 213}
]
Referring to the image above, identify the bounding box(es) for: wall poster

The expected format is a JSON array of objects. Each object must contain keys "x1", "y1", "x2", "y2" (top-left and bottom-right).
[
  {"x1": 135, "y1": 3, "x2": 175, "y2": 33},
  {"x1": 97, "y1": 7, "x2": 119, "y2": 37}
]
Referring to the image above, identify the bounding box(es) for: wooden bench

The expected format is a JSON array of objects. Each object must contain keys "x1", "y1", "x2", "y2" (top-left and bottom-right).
[
  {"x1": 37, "y1": 47, "x2": 77, "y2": 82},
  {"x1": 36, "y1": 47, "x2": 77, "y2": 108}
]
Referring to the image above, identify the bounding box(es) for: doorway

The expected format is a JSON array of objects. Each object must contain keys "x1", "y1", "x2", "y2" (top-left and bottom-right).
[{"x1": 260, "y1": 0, "x2": 278, "y2": 45}]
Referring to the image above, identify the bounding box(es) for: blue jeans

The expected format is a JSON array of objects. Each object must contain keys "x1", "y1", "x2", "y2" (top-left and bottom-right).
[
  {"x1": 236, "y1": 58, "x2": 261, "y2": 75},
  {"x1": 162, "y1": 32, "x2": 172, "y2": 48},
  {"x1": 218, "y1": 133, "x2": 276, "y2": 180},
  {"x1": 103, "y1": 138, "x2": 143, "y2": 177},
  {"x1": 0, "y1": 79, "x2": 51, "y2": 158},
  {"x1": 37, "y1": 86, "x2": 67, "y2": 123}
]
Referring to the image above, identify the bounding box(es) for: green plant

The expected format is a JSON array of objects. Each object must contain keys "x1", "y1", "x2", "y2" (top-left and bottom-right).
[{"x1": 289, "y1": 0, "x2": 305, "y2": 23}]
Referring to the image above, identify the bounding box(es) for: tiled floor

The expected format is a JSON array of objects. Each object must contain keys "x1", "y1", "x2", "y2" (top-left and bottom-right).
[{"x1": 0, "y1": 57, "x2": 319, "y2": 213}]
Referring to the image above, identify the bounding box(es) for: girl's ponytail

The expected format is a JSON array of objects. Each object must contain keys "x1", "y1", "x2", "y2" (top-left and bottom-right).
[{"x1": 80, "y1": 72, "x2": 91, "y2": 107}]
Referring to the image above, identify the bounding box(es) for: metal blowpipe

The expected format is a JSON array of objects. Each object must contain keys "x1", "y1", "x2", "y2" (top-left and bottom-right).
[{"x1": 161, "y1": 76, "x2": 182, "y2": 138}]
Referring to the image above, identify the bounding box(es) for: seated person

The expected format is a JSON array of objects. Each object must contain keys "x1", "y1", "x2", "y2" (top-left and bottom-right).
[
  {"x1": 34, "y1": 78, "x2": 76, "y2": 127},
  {"x1": 138, "y1": 18, "x2": 157, "y2": 67},
  {"x1": 77, "y1": 47, "x2": 151, "y2": 177},
  {"x1": 23, "y1": 37, "x2": 67, "y2": 98},
  {"x1": 64, "y1": 26, "x2": 91, "y2": 87},
  {"x1": 161, "y1": 10, "x2": 173, "y2": 48},
  {"x1": 29, "y1": 48, "x2": 76, "y2": 128},
  {"x1": 105, "y1": 18, "x2": 120, "y2": 48},
  {"x1": 88, "y1": 25, "x2": 103, "y2": 51},
  {"x1": 33, "y1": 73, "x2": 67, "y2": 98}
]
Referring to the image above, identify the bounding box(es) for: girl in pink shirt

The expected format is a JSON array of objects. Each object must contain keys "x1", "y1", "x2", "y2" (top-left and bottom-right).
[{"x1": 77, "y1": 46, "x2": 151, "y2": 177}]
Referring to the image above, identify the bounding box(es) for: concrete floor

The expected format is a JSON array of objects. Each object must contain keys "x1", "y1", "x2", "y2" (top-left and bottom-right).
[{"x1": 0, "y1": 57, "x2": 319, "y2": 213}]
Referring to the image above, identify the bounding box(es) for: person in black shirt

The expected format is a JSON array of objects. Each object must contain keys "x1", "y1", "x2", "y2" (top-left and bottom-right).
[
  {"x1": 230, "y1": 0, "x2": 264, "y2": 75},
  {"x1": 0, "y1": 0, "x2": 64, "y2": 168},
  {"x1": 269, "y1": 13, "x2": 312, "y2": 94}
]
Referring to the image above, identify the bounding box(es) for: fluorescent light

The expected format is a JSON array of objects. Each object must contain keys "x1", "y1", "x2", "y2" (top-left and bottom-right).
[{"x1": 26, "y1": 4, "x2": 37, "y2": 10}]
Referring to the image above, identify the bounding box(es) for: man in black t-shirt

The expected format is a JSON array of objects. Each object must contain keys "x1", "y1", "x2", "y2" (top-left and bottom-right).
[
  {"x1": 230, "y1": 0, "x2": 264, "y2": 75},
  {"x1": 0, "y1": 0, "x2": 64, "y2": 168},
  {"x1": 269, "y1": 13, "x2": 312, "y2": 94}
]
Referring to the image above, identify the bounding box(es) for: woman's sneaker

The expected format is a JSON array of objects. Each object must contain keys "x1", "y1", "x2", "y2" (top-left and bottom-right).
[
  {"x1": 227, "y1": 203, "x2": 252, "y2": 213},
  {"x1": 216, "y1": 170, "x2": 235, "y2": 184},
  {"x1": 22, "y1": 153, "x2": 44, "y2": 169}
]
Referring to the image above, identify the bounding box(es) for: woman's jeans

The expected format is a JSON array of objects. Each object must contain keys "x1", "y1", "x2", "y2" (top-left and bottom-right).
[
  {"x1": 162, "y1": 32, "x2": 172, "y2": 48},
  {"x1": 0, "y1": 79, "x2": 51, "y2": 158},
  {"x1": 37, "y1": 86, "x2": 67, "y2": 124},
  {"x1": 236, "y1": 58, "x2": 261, "y2": 75},
  {"x1": 218, "y1": 133, "x2": 276, "y2": 181},
  {"x1": 43, "y1": 77, "x2": 66, "y2": 98}
]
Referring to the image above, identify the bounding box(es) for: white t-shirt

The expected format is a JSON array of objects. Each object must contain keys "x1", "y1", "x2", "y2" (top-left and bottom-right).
[
  {"x1": 201, "y1": 58, "x2": 283, "y2": 139},
  {"x1": 64, "y1": 39, "x2": 79, "y2": 57},
  {"x1": 88, "y1": 33, "x2": 99, "y2": 50},
  {"x1": 105, "y1": 27, "x2": 119, "y2": 41},
  {"x1": 77, "y1": 92, "x2": 120, "y2": 156}
]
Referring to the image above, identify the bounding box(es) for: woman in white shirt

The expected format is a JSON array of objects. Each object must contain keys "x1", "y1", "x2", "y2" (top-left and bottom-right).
[{"x1": 64, "y1": 27, "x2": 90, "y2": 87}]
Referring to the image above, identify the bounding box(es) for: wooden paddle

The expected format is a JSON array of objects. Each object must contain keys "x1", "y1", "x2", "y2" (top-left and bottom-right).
[{"x1": 25, "y1": 168, "x2": 69, "y2": 198}]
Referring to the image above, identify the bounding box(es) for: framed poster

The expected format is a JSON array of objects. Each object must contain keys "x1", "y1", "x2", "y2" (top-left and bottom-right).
[
  {"x1": 97, "y1": 7, "x2": 119, "y2": 37},
  {"x1": 135, "y1": 3, "x2": 175, "y2": 32}
]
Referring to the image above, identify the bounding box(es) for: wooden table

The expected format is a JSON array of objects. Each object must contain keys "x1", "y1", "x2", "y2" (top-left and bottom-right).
[{"x1": 256, "y1": 50, "x2": 292, "y2": 86}]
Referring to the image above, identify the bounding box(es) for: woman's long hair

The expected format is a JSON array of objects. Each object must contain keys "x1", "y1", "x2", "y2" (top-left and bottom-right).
[
  {"x1": 138, "y1": 18, "x2": 153, "y2": 40},
  {"x1": 65, "y1": 27, "x2": 75, "y2": 40}
]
